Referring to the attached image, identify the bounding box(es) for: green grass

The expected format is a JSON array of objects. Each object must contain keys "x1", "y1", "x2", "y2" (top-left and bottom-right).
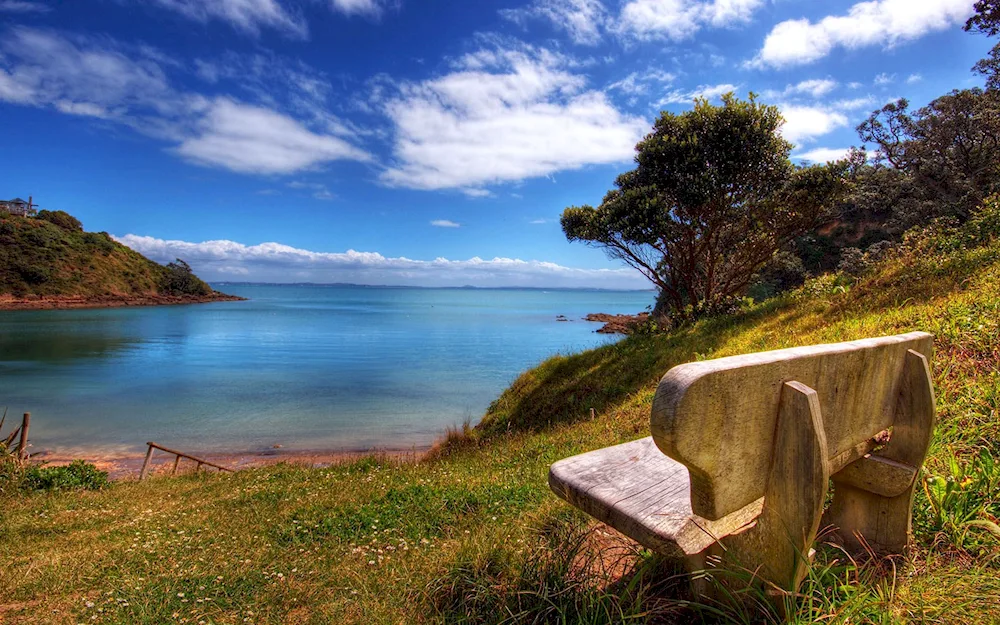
[{"x1": 2, "y1": 233, "x2": 999, "y2": 623}]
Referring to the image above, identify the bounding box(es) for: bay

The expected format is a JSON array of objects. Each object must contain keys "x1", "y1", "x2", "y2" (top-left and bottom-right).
[{"x1": 0, "y1": 284, "x2": 652, "y2": 456}]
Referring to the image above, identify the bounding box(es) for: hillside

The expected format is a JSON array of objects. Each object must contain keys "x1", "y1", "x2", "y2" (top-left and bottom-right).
[
  {"x1": 1, "y1": 216, "x2": 998, "y2": 623},
  {"x1": 0, "y1": 209, "x2": 240, "y2": 308}
]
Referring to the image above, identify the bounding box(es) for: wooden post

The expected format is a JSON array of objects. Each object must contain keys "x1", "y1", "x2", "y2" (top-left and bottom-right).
[
  {"x1": 720, "y1": 381, "x2": 830, "y2": 610},
  {"x1": 140, "y1": 443, "x2": 155, "y2": 480},
  {"x1": 172, "y1": 455, "x2": 181, "y2": 475},
  {"x1": 18, "y1": 412, "x2": 30, "y2": 460}
]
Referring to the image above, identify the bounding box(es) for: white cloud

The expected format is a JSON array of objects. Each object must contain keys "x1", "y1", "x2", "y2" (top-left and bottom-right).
[
  {"x1": 0, "y1": 1, "x2": 49, "y2": 12},
  {"x1": 762, "y1": 78, "x2": 838, "y2": 100},
  {"x1": 752, "y1": 0, "x2": 975, "y2": 68},
  {"x1": 54, "y1": 100, "x2": 113, "y2": 118},
  {"x1": 114, "y1": 234, "x2": 650, "y2": 289},
  {"x1": 147, "y1": 0, "x2": 308, "y2": 38},
  {"x1": 431, "y1": 219, "x2": 461, "y2": 228},
  {"x1": 906, "y1": 73, "x2": 923, "y2": 84},
  {"x1": 0, "y1": 28, "x2": 370, "y2": 177},
  {"x1": 380, "y1": 45, "x2": 648, "y2": 193},
  {"x1": 779, "y1": 104, "x2": 849, "y2": 145},
  {"x1": 607, "y1": 68, "x2": 676, "y2": 95},
  {"x1": 874, "y1": 72, "x2": 895, "y2": 86},
  {"x1": 617, "y1": 0, "x2": 765, "y2": 41},
  {"x1": 0, "y1": 27, "x2": 185, "y2": 122},
  {"x1": 832, "y1": 95, "x2": 878, "y2": 111},
  {"x1": 501, "y1": 0, "x2": 608, "y2": 45},
  {"x1": 793, "y1": 147, "x2": 851, "y2": 163},
  {"x1": 656, "y1": 82, "x2": 737, "y2": 106},
  {"x1": 330, "y1": 0, "x2": 386, "y2": 17},
  {"x1": 176, "y1": 98, "x2": 371, "y2": 174}
]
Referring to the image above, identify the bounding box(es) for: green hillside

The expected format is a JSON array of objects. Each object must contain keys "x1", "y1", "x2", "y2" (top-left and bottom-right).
[
  {"x1": 0, "y1": 209, "x2": 225, "y2": 302},
  {"x1": 1, "y1": 205, "x2": 997, "y2": 623}
]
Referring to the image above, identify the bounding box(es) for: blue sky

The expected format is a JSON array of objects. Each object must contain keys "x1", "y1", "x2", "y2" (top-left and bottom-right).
[{"x1": 0, "y1": 0, "x2": 991, "y2": 288}]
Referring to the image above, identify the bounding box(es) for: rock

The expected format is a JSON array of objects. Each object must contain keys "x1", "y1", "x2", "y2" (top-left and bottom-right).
[{"x1": 583, "y1": 312, "x2": 650, "y2": 334}]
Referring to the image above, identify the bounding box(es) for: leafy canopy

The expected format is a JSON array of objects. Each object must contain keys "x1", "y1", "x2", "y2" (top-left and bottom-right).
[
  {"x1": 562, "y1": 94, "x2": 848, "y2": 317},
  {"x1": 858, "y1": 89, "x2": 1000, "y2": 222}
]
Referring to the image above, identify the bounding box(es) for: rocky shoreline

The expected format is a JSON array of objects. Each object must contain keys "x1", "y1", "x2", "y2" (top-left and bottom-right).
[
  {"x1": 583, "y1": 312, "x2": 650, "y2": 334},
  {"x1": 0, "y1": 292, "x2": 246, "y2": 311}
]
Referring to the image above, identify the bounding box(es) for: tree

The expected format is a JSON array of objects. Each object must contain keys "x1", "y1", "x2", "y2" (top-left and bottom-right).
[
  {"x1": 562, "y1": 94, "x2": 848, "y2": 318},
  {"x1": 858, "y1": 90, "x2": 1000, "y2": 221},
  {"x1": 161, "y1": 258, "x2": 210, "y2": 296},
  {"x1": 966, "y1": 1, "x2": 1000, "y2": 89}
]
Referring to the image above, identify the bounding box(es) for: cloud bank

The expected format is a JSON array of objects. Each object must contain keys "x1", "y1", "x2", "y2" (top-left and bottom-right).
[
  {"x1": 379, "y1": 44, "x2": 648, "y2": 194},
  {"x1": 753, "y1": 0, "x2": 975, "y2": 68},
  {"x1": 116, "y1": 234, "x2": 650, "y2": 289}
]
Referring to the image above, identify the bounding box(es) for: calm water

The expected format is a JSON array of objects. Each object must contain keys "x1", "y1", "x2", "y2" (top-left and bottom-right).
[{"x1": 0, "y1": 285, "x2": 652, "y2": 456}]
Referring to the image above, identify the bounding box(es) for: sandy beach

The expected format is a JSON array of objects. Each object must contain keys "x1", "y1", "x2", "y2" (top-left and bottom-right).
[{"x1": 28, "y1": 446, "x2": 429, "y2": 480}]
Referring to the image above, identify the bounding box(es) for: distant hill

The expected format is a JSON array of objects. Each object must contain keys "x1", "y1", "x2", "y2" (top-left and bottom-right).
[{"x1": 0, "y1": 209, "x2": 240, "y2": 309}]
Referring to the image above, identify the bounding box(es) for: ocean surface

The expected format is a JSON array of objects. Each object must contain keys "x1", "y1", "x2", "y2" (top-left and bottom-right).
[{"x1": 0, "y1": 284, "x2": 653, "y2": 456}]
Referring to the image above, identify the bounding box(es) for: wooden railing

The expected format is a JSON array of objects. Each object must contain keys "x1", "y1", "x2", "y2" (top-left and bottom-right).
[{"x1": 139, "y1": 441, "x2": 234, "y2": 479}]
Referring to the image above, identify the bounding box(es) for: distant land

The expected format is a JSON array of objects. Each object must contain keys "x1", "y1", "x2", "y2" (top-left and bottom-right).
[
  {"x1": 212, "y1": 282, "x2": 656, "y2": 292},
  {"x1": 0, "y1": 208, "x2": 242, "y2": 310}
]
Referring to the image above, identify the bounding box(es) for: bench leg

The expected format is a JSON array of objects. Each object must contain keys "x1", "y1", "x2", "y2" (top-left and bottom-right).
[
  {"x1": 716, "y1": 381, "x2": 831, "y2": 607},
  {"x1": 825, "y1": 350, "x2": 935, "y2": 555}
]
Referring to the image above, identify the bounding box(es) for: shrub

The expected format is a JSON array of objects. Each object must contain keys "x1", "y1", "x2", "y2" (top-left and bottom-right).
[
  {"x1": 37, "y1": 210, "x2": 83, "y2": 232},
  {"x1": 21, "y1": 460, "x2": 109, "y2": 492},
  {"x1": 161, "y1": 259, "x2": 211, "y2": 296}
]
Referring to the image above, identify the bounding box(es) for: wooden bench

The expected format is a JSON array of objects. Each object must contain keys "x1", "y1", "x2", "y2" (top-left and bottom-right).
[{"x1": 549, "y1": 332, "x2": 935, "y2": 600}]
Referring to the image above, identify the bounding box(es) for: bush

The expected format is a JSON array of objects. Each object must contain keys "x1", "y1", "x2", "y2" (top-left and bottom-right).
[
  {"x1": 21, "y1": 460, "x2": 109, "y2": 492},
  {"x1": 37, "y1": 210, "x2": 83, "y2": 232},
  {"x1": 961, "y1": 193, "x2": 1000, "y2": 245},
  {"x1": 161, "y1": 258, "x2": 211, "y2": 296}
]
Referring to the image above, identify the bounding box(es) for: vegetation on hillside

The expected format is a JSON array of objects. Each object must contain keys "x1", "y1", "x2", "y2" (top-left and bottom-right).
[
  {"x1": 1, "y1": 201, "x2": 998, "y2": 624},
  {"x1": 0, "y1": 209, "x2": 219, "y2": 300}
]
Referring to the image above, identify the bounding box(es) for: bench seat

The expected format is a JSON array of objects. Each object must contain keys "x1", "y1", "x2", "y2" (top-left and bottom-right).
[{"x1": 549, "y1": 437, "x2": 764, "y2": 557}]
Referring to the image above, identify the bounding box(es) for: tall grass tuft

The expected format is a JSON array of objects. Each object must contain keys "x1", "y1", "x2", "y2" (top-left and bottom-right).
[{"x1": 424, "y1": 516, "x2": 690, "y2": 624}]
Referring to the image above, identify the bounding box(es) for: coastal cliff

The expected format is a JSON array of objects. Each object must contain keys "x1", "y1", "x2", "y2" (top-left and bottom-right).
[{"x1": 0, "y1": 209, "x2": 240, "y2": 309}]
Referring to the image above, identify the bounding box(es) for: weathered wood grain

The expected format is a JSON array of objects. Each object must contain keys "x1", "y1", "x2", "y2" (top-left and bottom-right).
[
  {"x1": 825, "y1": 349, "x2": 935, "y2": 553},
  {"x1": 549, "y1": 437, "x2": 763, "y2": 556},
  {"x1": 651, "y1": 332, "x2": 933, "y2": 520},
  {"x1": 721, "y1": 382, "x2": 830, "y2": 595}
]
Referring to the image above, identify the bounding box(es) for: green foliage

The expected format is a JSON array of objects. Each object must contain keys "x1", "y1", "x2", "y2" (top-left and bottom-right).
[
  {"x1": 917, "y1": 447, "x2": 1000, "y2": 554},
  {"x1": 748, "y1": 251, "x2": 808, "y2": 300},
  {"x1": 562, "y1": 94, "x2": 849, "y2": 320},
  {"x1": 37, "y1": 209, "x2": 83, "y2": 232},
  {"x1": 858, "y1": 90, "x2": 1000, "y2": 221},
  {"x1": 160, "y1": 258, "x2": 212, "y2": 296},
  {"x1": 21, "y1": 460, "x2": 109, "y2": 492}
]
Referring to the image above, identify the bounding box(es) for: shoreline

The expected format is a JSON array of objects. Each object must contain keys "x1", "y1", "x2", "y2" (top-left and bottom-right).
[
  {"x1": 584, "y1": 312, "x2": 650, "y2": 334},
  {"x1": 0, "y1": 292, "x2": 246, "y2": 311},
  {"x1": 29, "y1": 445, "x2": 429, "y2": 480}
]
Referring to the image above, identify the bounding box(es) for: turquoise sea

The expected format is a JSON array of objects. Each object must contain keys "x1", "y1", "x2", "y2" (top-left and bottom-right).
[{"x1": 0, "y1": 285, "x2": 652, "y2": 456}]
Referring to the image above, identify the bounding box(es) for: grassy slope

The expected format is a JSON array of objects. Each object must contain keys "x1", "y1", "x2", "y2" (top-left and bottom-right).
[
  {"x1": 0, "y1": 213, "x2": 212, "y2": 299},
  {"x1": 1, "y1": 238, "x2": 999, "y2": 624}
]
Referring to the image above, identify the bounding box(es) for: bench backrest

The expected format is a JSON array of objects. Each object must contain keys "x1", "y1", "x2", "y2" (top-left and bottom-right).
[{"x1": 650, "y1": 332, "x2": 933, "y2": 520}]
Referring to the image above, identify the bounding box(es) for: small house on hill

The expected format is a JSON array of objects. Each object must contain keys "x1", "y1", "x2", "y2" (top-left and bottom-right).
[{"x1": 0, "y1": 197, "x2": 37, "y2": 217}]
